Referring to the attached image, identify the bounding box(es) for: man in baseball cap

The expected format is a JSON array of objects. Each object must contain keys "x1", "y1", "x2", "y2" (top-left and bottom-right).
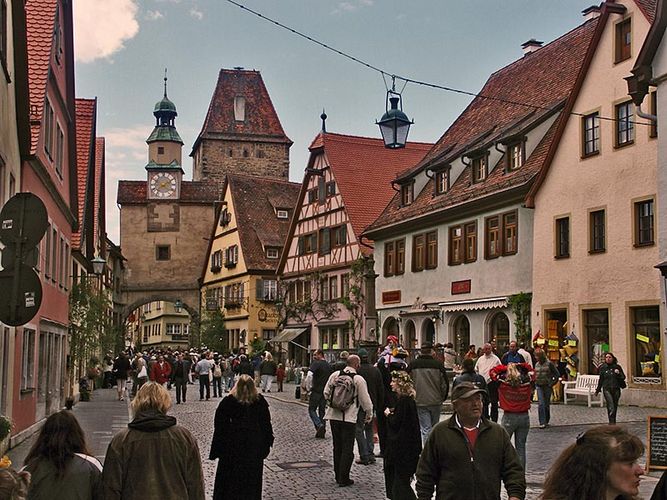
[{"x1": 416, "y1": 382, "x2": 525, "y2": 500}]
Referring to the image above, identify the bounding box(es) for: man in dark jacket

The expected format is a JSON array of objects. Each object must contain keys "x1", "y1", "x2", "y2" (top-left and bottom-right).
[
  {"x1": 355, "y1": 348, "x2": 384, "y2": 465},
  {"x1": 112, "y1": 352, "x2": 131, "y2": 401},
  {"x1": 171, "y1": 353, "x2": 192, "y2": 404},
  {"x1": 416, "y1": 382, "x2": 525, "y2": 500},
  {"x1": 408, "y1": 342, "x2": 450, "y2": 444},
  {"x1": 305, "y1": 349, "x2": 332, "y2": 438}
]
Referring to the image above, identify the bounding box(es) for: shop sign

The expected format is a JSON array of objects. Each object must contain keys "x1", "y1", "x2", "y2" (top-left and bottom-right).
[
  {"x1": 206, "y1": 298, "x2": 218, "y2": 311},
  {"x1": 451, "y1": 279, "x2": 471, "y2": 295},
  {"x1": 382, "y1": 290, "x2": 401, "y2": 304}
]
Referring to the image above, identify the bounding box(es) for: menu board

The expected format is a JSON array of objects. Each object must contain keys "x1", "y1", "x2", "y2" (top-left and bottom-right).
[{"x1": 648, "y1": 416, "x2": 667, "y2": 470}]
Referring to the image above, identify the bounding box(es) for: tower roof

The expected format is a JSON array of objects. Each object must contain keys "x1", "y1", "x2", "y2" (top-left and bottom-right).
[
  {"x1": 191, "y1": 68, "x2": 292, "y2": 154},
  {"x1": 147, "y1": 72, "x2": 183, "y2": 145}
]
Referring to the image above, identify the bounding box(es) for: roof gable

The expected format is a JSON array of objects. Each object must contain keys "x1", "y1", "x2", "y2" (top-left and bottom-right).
[
  {"x1": 94, "y1": 137, "x2": 106, "y2": 256},
  {"x1": 228, "y1": 174, "x2": 300, "y2": 271},
  {"x1": 72, "y1": 98, "x2": 96, "y2": 251},
  {"x1": 192, "y1": 69, "x2": 292, "y2": 153}
]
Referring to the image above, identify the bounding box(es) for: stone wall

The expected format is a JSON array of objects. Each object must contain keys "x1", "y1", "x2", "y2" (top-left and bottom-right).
[{"x1": 193, "y1": 138, "x2": 289, "y2": 183}]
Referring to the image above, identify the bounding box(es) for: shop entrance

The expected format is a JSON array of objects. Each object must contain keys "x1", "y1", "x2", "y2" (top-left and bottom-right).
[
  {"x1": 403, "y1": 320, "x2": 417, "y2": 350},
  {"x1": 583, "y1": 309, "x2": 609, "y2": 374}
]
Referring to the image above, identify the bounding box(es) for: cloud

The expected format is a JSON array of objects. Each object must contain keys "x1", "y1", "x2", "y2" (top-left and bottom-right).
[
  {"x1": 146, "y1": 10, "x2": 164, "y2": 20},
  {"x1": 331, "y1": 0, "x2": 374, "y2": 14},
  {"x1": 190, "y1": 8, "x2": 204, "y2": 20},
  {"x1": 73, "y1": 0, "x2": 140, "y2": 63}
]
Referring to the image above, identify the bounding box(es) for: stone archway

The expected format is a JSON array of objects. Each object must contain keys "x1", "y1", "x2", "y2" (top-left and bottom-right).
[
  {"x1": 451, "y1": 315, "x2": 470, "y2": 358},
  {"x1": 421, "y1": 318, "x2": 436, "y2": 346}
]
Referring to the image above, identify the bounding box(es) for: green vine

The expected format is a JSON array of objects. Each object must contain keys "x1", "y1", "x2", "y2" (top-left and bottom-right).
[
  {"x1": 339, "y1": 256, "x2": 374, "y2": 347},
  {"x1": 275, "y1": 271, "x2": 340, "y2": 329},
  {"x1": 0, "y1": 415, "x2": 11, "y2": 441},
  {"x1": 507, "y1": 292, "x2": 532, "y2": 346}
]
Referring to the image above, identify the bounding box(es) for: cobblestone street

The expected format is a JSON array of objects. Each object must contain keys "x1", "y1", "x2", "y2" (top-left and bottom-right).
[{"x1": 8, "y1": 383, "x2": 664, "y2": 499}]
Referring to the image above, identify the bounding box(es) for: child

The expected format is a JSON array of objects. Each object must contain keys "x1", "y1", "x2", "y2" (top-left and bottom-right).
[
  {"x1": 0, "y1": 456, "x2": 30, "y2": 500},
  {"x1": 276, "y1": 363, "x2": 285, "y2": 392}
]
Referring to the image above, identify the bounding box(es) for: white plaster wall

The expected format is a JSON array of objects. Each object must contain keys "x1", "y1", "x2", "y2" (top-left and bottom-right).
[{"x1": 531, "y1": 2, "x2": 663, "y2": 405}]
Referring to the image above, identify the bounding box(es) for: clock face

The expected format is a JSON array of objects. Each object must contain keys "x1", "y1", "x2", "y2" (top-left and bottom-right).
[{"x1": 150, "y1": 172, "x2": 177, "y2": 198}]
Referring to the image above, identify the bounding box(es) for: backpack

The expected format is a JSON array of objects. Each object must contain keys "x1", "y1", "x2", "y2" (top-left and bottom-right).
[
  {"x1": 329, "y1": 370, "x2": 356, "y2": 412},
  {"x1": 213, "y1": 362, "x2": 222, "y2": 378}
]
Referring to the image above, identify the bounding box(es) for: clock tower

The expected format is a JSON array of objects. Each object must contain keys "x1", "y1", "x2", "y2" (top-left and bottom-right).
[{"x1": 146, "y1": 74, "x2": 184, "y2": 200}]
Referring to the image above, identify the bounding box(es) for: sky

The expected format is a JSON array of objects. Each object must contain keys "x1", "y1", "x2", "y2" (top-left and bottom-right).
[{"x1": 72, "y1": 0, "x2": 598, "y2": 243}]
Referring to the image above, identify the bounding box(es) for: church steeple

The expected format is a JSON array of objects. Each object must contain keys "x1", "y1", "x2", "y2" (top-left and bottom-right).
[{"x1": 146, "y1": 70, "x2": 184, "y2": 169}]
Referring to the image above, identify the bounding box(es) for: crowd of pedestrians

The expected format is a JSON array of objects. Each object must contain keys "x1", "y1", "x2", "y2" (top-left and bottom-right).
[{"x1": 3, "y1": 338, "x2": 667, "y2": 500}]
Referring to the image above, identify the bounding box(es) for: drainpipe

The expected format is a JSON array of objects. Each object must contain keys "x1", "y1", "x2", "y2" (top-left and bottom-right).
[{"x1": 636, "y1": 102, "x2": 657, "y2": 122}]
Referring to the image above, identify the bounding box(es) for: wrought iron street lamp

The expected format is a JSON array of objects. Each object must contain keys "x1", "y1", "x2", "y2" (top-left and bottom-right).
[
  {"x1": 91, "y1": 255, "x2": 106, "y2": 276},
  {"x1": 377, "y1": 78, "x2": 413, "y2": 149}
]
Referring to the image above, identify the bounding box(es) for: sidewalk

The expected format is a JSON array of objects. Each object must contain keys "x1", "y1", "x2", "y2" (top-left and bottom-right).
[{"x1": 7, "y1": 388, "x2": 130, "y2": 467}]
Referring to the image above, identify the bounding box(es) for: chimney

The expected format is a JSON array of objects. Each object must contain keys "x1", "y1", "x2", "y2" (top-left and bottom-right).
[
  {"x1": 582, "y1": 5, "x2": 602, "y2": 21},
  {"x1": 521, "y1": 39, "x2": 543, "y2": 56}
]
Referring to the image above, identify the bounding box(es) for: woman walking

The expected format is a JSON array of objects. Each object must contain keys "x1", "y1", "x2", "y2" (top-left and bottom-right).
[
  {"x1": 383, "y1": 370, "x2": 421, "y2": 500},
  {"x1": 23, "y1": 411, "x2": 102, "y2": 499},
  {"x1": 259, "y1": 353, "x2": 277, "y2": 393},
  {"x1": 210, "y1": 374, "x2": 274, "y2": 500},
  {"x1": 595, "y1": 352, "x2": 626, "y2": 424},
  {"x1": 533, "y1": 349, "x2": 559, "y2": 428},
  {"x1": 102, "y1": 382, "x2": 204, "y2": 499},
  {"x1": 490, "y1": 362, "x2": 533, "y2": 469},
  {"x1": 540, "y1": 425, "x2": 644, "y2": 500}
]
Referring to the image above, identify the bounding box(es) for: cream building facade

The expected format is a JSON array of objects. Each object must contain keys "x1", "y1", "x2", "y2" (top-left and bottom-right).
[{"x1": 529, "y1": 0, "x2": 662, "y2": 406}]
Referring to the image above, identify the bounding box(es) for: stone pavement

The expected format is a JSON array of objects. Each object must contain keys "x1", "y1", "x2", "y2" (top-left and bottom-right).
[{"x1": 7, "y1": 382, "x2": 666, "y2": 499}]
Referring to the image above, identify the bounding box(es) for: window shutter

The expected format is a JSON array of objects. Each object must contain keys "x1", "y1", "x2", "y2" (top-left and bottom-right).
[
  {"x1": 318, "y1": 177, "x2": 326, "y2": 204},
  {"x1": 340, "y1": 225, "x2": 347, "y2": 245},
  {"x1": 319, "y1": 228, "x2": 330, "y2": 254},
  {"x1": 256, "y1": 279, "x2": 264, "y2": 300}
]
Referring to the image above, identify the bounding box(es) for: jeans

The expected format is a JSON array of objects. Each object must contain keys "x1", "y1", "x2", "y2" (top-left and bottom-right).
[
  {"x1": 604, "y1": 388, "x2": 621, "y2": 424},
  {"x1": 501, "y1": 411, "x2": 530, "y2": 470},
  {"x1": 355, "y1": 409, "x2": 374, "y2": 461},
  {"x1": 261, "y1": 374, "x2": 275, "y2": 392},
  {"x1": 212, "y1": 376, "x2": 222, "y2": 397},
  {"x1": 174, "y1": 377, "x2": 187, "y2": 403},
  {"x1": 330, "y1": 420, "x2": 356, "y2": 484},
  {"x1": 417, "y1": 405, "x2": 441, "y2": 444},
  {"x1": 199, "y1": 375, "x2": 210, "y2": 400},
  {"x1": 536, "y1": 385, "x2": 553, "y2": 426},
  {"x1": 224, "y1": 375, "x2": 234, "y2": 391},
  {"x1": 308, "y1": 392, "x2": 326, "y2": 429}
]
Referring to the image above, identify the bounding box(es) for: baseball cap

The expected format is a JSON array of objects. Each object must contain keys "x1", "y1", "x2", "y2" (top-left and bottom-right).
[{"x1": 451, "y1": 382, "x2": 486, "y2": 402}]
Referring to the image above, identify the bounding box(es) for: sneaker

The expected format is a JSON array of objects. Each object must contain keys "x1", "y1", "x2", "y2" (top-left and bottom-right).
[
  {"x1": 539, "y1": 424, "x2": 546, "y2": 429},
  {"x1": 338, "y1": 479, "x2": 354, "y2": 487},
  {"x1": 315, "y1": 425, "x2": 326, "y2": 439}
]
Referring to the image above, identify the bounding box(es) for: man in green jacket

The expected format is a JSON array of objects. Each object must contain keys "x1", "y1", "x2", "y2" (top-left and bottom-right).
[{"x1": 415, "y1": 382, "x2": 525, "y2": 500}]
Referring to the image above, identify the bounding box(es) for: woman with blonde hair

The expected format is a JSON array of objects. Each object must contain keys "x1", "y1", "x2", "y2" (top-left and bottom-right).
[
  {"x1": 210, "y1": 374, "x2": 274, "y2": 500},
  {"x1": 259, "y1": 352, "x2": 277, "y2": 393},
  {"x1": 102, "y1": 382, "x2": 204, "y2": 499},
  {"x1": 383, "y1": 370, "x2": 421, "y2": 499},
  {"x1": 540, "y1": 425, "x2": 644, "y2": 500}
]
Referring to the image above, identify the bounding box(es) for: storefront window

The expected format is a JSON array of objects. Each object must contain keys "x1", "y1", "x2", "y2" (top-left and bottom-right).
[
  {"x1": 490, "y1": 312, "x2": 510, "y2": 355},
  {"x1": 632, "y1": 306, "x2": 661, "y2": 384},
  {"x1": 454, "y1": 315, "x2": 470, "y2": 358},
  {"x1": 584, "y1": 309, "x2": 609, "y2": 375}
]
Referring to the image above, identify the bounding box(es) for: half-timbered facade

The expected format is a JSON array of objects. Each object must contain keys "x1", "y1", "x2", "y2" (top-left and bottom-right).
[
  {"x1": 277, "y1": 132, "x2": 431, "y2": 362},
  {"x1": 364, "y1": 12, "x2": 599, "y2": 357},
  {"x1": 200, "y1": 174, "x2": 299, "y2": 353}
]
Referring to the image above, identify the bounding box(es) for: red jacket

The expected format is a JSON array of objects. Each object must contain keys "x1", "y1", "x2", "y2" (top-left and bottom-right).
[
  {"x1": 490, "y1": 363, "x2": 533, "y2": 413},
  {"x1": 150, "y1": 361, "x2": 172, "y2": 384}
]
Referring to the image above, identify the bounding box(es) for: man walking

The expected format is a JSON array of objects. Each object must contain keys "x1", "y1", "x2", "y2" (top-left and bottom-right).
[
  {"x1": 150, "y1": 354, "x2": 172, "y2": 386},
  {"x1": 171, "y1": 353, "x2": 191, "y2": 404},
  {"x1": 112, "y1": 352, "x2": 131, "y2": 401},
  {"x1": 195, "y1": 352, "x2": 213, "y2": 400},
  {"x1": 355, "y1": 348, "x2": 384, "y2": 465},
  {"x1": 323, "y1": 354, "x2": 373, "y2": 487},
  {"x1": 304, "y1": 349, "x2": 332, "y2": 438},
  {"x1": 408, "y1": 342, "x2": 450, "y2": 444},
  {"x1": 475, "y1": 343, "x2": 501, "y2": 421},
  {"x1": 502, "y1": 341, "x2": 525, "y2": 365},
  {"x1": 416, "y1": 382, "x2": 525, "y2": 500}
]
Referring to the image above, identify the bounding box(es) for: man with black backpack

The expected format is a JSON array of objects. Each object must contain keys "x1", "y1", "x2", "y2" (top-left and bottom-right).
[{"x1": 323, "y1": 354, "x2": 373, "y2": 488}]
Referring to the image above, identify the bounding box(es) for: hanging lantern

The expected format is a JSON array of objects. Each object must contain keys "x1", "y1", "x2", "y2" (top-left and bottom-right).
[
  {"x1": 91, "y1": 255, "x2": 106, "y2": 276},
  {"x1": 377, "y1": 78, "x2": 413, "y2": 149}
]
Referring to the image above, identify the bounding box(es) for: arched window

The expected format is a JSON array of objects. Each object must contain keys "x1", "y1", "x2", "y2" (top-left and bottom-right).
[
  {"x1": 453, "y1": 315, "x2": 470, "y2": 358},
  {"x1": 489, "y1": 312, "x2": 510, "y2": 355}
]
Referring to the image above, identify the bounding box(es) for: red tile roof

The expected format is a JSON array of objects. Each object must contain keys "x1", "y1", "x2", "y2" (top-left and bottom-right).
[
  {"x1": 636, "y1": 0, "x2": 658, "y2": 22},
  {"x1": 366, "y1": 17, "x2": 599, "y2": 234},
  {"x1": 26, "y1": 0, "x2": 57, "y2": 154},
  {"x1": 117, "y1": 180, "x2": 219, "y2": 204},
  {"x1": 191, "y1": 69, "x2": 292, "y2": 154},
  {"x1": 72, "y1": 98, "x2": 96, "y2": 250},
  {"x1": 228, "y1": 174, "x2": 301, "y2": 272},
  {"x1": 313, "y1": 132, "x2": 432, "y2": 238}
]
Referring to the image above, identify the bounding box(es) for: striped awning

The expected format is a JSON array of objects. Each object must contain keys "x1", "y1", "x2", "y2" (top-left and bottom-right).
[
  {"x1": 269, "y1": 327, "x2": 308, "y2": 344},
  {"x1": 439, "y1": 297, "x2": 508, "y2": 313}
]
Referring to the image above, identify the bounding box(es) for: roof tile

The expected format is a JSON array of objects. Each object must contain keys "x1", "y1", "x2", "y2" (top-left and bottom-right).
[
  {"x1": 72, "y1": 98, "x2": 96, "y2": 250},
  {"x1": 117, "y1": 180, "x2": 219, "y2": 204}
]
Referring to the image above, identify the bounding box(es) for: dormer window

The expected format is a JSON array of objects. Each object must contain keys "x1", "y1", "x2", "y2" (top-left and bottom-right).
[
  {"x1": 472, "y1": 154, "x2": 488, "y2": 183},
  {"x1": 266, "y1": 248, "x2": 279, "y2": 259},
  {"x1": 435, "y1": 169, "x2": 450, "y2": 195},
  {"x1": 401, "y1": 182, "x2": 414, "y2": 206},
  {"x1": 614, "y1": 17, "x2": 631, "y2": 63},
  {"x1": 234, "y1": 96, "x2": 246, "y2": 121},
  {"x1": 276, "y1": 209, "x2": 289, "y2": 219},
  {"x1": 507, "y1": 142, "x2": 524, "y2": 171}
]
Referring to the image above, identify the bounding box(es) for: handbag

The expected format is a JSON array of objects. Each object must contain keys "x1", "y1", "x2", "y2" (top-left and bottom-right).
[{"x1": 138, "y1": 365, "x2": 148, "y2": 379}]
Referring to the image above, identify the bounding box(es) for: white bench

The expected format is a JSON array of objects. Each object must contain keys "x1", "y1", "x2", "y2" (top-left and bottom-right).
[{"x1": 562, "y1": 374, "x2": 604, "y2": 407}]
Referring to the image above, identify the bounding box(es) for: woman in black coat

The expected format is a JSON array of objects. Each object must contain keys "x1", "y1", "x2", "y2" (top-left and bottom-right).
[
  {"x1": 384, "y1": 370, "x2": 422, "y2": 500},
  {"x1": 209, "y1": 374, "x2": 274, "y2": 500},
  {"x1": 595, "y1": 352, "x2": 626, "y2": 424}
]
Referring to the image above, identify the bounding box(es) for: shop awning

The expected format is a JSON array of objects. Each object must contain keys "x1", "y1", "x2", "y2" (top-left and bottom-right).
[
  {"x1": 269, "y1": 327, "x2": 308, "y2": 344},
  {"x1": 438, "y1": 297, "x2": 508, "y2": 314}
]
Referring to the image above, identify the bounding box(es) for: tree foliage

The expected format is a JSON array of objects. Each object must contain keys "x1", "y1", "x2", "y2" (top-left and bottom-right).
[
  {"x1": 507, "y1": 292, "x2": 532, "y2": 346},
  {"x1": 200, "y1": 308, "x2": 226, "y2": 354}
]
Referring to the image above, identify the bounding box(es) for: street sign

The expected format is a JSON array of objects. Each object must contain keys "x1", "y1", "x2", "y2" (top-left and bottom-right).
[
  {"x1": 0, "y1": 193, "x2": 48, "y2": 247},
  {"x1": 0, "y1": 265, "x2": 43, "y2": 326}
]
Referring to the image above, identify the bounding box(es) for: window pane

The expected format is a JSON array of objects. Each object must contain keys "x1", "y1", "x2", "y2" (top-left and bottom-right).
[{"x1": 632, "y1": 306, "x2": 661, "y2": 382}]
